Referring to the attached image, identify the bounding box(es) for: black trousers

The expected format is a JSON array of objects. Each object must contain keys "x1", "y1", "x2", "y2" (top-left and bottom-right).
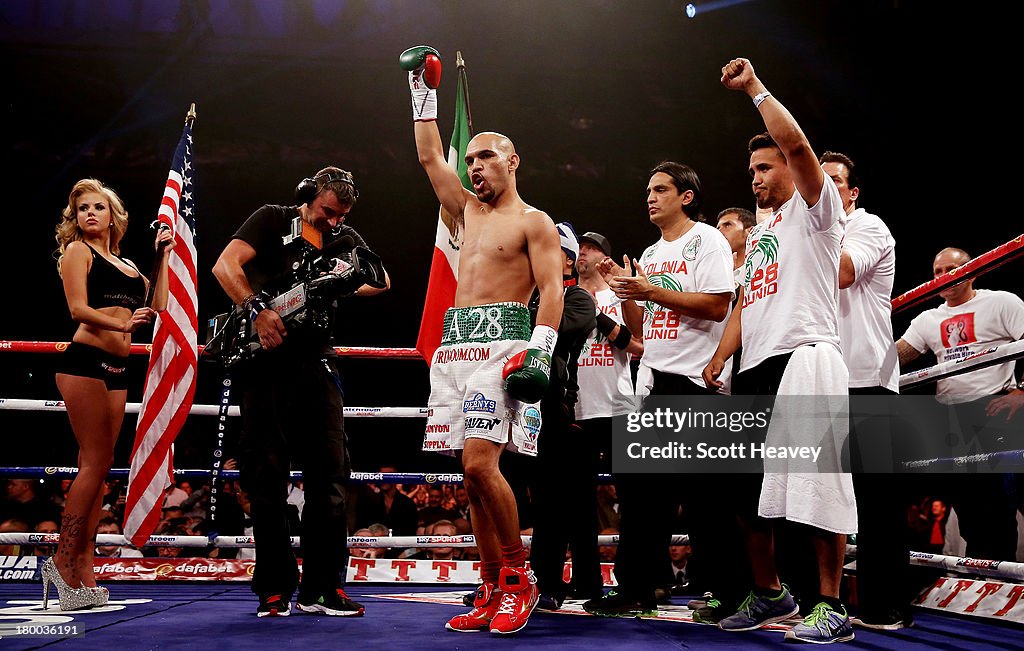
[
  {"x1": 945, "y1": 396, "x2": 1020, "y2": 562},
  {"x1": 614, "y1": 370, "x2": 718, "y2": 602},
  {"x1": 238, "y1": 353, "x2": 351, "y2": 599},
  {"x1": 848, "y1": 386, "x2": 913, "y2": 617},
  {"x1": 530, "y1": 403, "x2": 604, "y2": 599}
]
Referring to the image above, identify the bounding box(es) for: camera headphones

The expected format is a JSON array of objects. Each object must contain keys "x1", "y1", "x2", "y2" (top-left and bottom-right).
[{"x1": 294, "y1": 169, "x2": 359, "y2": 205}]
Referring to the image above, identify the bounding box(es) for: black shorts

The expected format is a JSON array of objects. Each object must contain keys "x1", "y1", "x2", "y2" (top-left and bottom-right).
[{"x1": 59, "y1": 342, "x2": 130, "y2": 390}]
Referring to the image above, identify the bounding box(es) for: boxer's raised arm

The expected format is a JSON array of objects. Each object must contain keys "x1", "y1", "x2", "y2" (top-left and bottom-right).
[{"x1": 403, "y1": 46, "x2": 468, "y2": 230}]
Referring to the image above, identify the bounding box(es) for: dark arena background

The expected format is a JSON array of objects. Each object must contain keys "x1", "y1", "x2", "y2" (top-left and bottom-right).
[{"x1": 2, "y1": 1, "x2": 1023, "y2": 648}]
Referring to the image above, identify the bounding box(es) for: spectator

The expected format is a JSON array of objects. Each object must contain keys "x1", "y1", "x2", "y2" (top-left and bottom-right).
[
  {"x1": 365, "y1": 522, "x2": 393, "y2": 559},
  {"x1": 162, "y1": 482, "x2": 189, "y2": 509},
  {"x1": 159, "y1": 506, "x2": 186, "y2": 531},
  {"x1": 2, "y1": 479, "x2": 59, "y2": 528},
  {"x1": 418, "y1": 487, "x2": 459, "y2": 532},
  {"x1": 927, "y1": 499, "x2": 949, "y2": 554},
  {"x1": 454, "y1": 518, "x2": 478, "y2": 561},
  {"x1": 151, "y1": 523, "x2": 190, "y2": 559},
  {"x1": 453, "y1": 486, "x2": 471, "y2": 522},
  {"x1": 33, "y1": 519, "x2": 60, "y2": 557},
  {"x1": 0, "y1": 518, "x2": 29, "y2": 556},
  {"x1": 668, "y1": 544, "x2": 691, "y2": 593},
  {"x1": 350, "y1": 528, "x2": 385, "y2": 560},
  {"x1": 404, "y1": 484, "x2": 429, "y2": 509},
  {"x1": 356, "y1": 467, "x2": 418, "y2": 536},
  {"x1": 95, "y1": 518, "x2": 143, "y2": 558},
  {"x1": 426, "y1": 520, "x2": 459, "y2": 561}
]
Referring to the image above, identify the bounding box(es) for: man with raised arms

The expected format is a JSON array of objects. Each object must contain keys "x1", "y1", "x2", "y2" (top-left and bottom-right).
[{"x1": 401, "y1": 45, "x2": 564, "y2": 635}]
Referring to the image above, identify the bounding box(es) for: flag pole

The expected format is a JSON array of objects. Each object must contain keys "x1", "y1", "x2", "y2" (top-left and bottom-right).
[
  {"x1": 456, "y1": 51, "x2": 473, "y2": 137},
  {"x1": 145, "y1": 103, "x2": 196, "y2": 309}
]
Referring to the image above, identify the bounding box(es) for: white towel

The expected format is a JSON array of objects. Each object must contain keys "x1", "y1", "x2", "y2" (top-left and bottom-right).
[{"x1": 758, "y1": 344, "x2": 857, "y2": 534}]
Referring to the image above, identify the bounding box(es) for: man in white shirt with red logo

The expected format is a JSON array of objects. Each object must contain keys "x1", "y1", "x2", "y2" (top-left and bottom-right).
[
  {"x1": 704, "y1": 58, "x2": 855, "y2": 644},
  {"x1": 584, "y1": 161, "x2": 735, "y2": 618},
  {"x1": 897, "y1": 247, "x2": 1024, "y2": 563}
]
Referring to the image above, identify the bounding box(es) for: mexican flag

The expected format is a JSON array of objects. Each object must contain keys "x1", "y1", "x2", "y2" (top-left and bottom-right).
[{"x1": 416, "y1": 55, "x2": 473, "y2": 365}]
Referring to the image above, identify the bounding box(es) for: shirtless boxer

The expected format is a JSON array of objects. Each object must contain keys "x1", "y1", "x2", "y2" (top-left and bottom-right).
[{"x1": 402, "y1": 45, "x2": 564, "y2": 635}]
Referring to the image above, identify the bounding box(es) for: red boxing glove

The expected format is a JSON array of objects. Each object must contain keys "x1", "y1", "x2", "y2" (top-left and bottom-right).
[
  {"x1": 422, "y1": 53, "x2": 442, "y2": 89},
  {"x1": 401, "y1": 46, "x2": 441, "y2": 120}
]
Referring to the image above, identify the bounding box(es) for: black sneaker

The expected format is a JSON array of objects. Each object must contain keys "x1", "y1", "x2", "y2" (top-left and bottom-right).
[
  {"x1": 691, "y1": 596, "x2": 734, "y2": 624},
  {"x1": 654, "y1": 587, "x2": 672, "y2": 605},
  {"x1": 687, "y1": 591, "x2": 714, "y2": 610},
  {"x1": 582, "y1": 590, "x2": 658, "y2": 618},
  {"x1": 295, "y1": 588, "x2": 365, "y2": 616},
  {"x1": 256, "y1": 594, "x2": 291, "y2": 618},
  {"x1": 537, "y1": 593, "x2": 564, "y2": 611}
]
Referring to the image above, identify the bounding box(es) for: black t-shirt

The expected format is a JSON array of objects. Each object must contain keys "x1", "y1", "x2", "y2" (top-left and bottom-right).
[
  {"x1": 232, "y1": 204, "x2": 369, "y2": 353},
  {"x1": 529, "y1": 283, "x2": 597, "y2": 412},
  {"x1": 232, "y1": 204, "x2": 368, "y2": 295}
]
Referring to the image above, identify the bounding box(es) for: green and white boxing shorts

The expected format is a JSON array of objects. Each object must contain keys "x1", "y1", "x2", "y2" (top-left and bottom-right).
[{"x1": 423, "y1": 302, "x2": 542, "y2": 457}]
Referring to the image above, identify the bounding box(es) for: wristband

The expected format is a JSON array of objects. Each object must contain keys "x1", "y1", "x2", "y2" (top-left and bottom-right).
[
  {"x1": 529, "y1": 324, "x2": 558, "y2": 356},
  {"x1": 752, "y1": 91, "x2": 771, "y2": 108},
  {"x1": 595, "y1": 312, "x2": 617, "y2": 338},
  {"x1": 611, "y1": 324, "x2": 633, "y2": 350},
  {"x1": 241, "y1": 293, "x2": 269, "y2": 322}
]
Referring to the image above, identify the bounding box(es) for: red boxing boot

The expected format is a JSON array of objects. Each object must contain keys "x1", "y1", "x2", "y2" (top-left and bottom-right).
[
  {"x1": 445, "y1": 582, "x2": 501, "y2": 632},
  {"x1": 489, "y1": 566, "x2": 539, "y2": 635}
]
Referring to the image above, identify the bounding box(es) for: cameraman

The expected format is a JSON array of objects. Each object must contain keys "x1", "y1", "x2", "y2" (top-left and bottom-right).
[{"x1": 213, "y1": 167, "x2": 389, "y2": 618}]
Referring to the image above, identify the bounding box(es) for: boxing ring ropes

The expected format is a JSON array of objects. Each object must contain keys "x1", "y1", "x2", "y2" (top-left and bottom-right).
[{"x1": 1, "y1": 234, "x2": 1023, "y2": 583}]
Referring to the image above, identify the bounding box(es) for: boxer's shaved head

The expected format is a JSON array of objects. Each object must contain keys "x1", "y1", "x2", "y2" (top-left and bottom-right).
[{"x1": 468, "y1": 132, "x2": 517, "y2": 160}]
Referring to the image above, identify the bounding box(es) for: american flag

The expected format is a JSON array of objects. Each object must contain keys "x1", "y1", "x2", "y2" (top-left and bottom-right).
[{"x1": 124, "y1": 108, "x2": 199, "y2": 547}]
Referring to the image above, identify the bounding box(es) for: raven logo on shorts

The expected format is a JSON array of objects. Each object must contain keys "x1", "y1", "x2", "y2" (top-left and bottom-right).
[
  {"x1": 522, "y1": 406, "x2": 541, "y2": 440},
  {"x1": 463, "y1": 392, "x2": 497, "y2": 413},
  {"x1": 466, "y1": 417, "x2": 501, "y2": 432}
]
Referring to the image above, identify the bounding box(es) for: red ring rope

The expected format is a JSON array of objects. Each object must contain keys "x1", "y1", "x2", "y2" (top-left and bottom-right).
[{"x1": 0, "y1": 340, "x2": 421, "y2": 359}]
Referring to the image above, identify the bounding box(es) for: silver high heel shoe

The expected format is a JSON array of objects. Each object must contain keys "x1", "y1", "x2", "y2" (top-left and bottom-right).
[
  {"x1": 41, "y1": 558, "x2": 95, "y2": 611},
  {"x1": 90, "y1": 586, "x2": 109, "y2": 606}
]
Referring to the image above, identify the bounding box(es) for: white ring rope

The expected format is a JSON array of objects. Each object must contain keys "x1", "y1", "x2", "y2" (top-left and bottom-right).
[
  {"x1": 898, "y1": 339, "x2": 1024, "y2": 391},
  {"x1": 0, "y1": 532, "x2": 682, "y2": 549},
  {"x1": 6, "y1": 532, "x2": 1022, "y2": 582}
]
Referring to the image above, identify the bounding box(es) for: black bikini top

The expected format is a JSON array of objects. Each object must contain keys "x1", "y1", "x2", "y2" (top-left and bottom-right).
[{"x1": 85, "y1": 245, "x2": 146, "y2": 312}]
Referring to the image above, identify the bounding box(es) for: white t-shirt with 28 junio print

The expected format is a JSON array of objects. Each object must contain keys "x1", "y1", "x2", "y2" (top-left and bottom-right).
[
  {"x1": 740, "y1": 176, "x2": 845, "y2": 373},
  {"x1": 637, "y1": 222, "x2": 735, "y2": 389},
  {"x1": 576, "y1": 288, "x2": 636, "y2": 420}
]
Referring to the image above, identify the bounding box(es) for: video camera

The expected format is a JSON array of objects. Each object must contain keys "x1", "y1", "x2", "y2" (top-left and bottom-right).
[{"x1": 204, "y1": 228, "x2": 387, "y2": 367}]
